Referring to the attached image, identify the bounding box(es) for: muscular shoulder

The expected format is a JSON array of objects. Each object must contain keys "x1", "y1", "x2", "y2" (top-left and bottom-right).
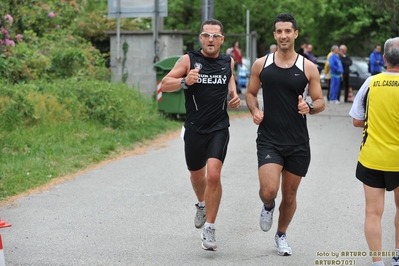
[
  {"x1": 166, "y1": 54, "x2": 191, "y2": 77},
  {"x1": 304, "y1": 58, "x2": 318, "y2": 72},
  {"x1": 251, "y1": 56, "x2": 266, "y2": 74}
]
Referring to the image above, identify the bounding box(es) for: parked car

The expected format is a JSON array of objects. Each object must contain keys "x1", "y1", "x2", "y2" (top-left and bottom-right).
[{"x1": 315, "y1": 56, "x2": 371, "y2": 91}]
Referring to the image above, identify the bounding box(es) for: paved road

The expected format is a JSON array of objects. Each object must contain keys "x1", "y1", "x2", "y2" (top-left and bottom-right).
[{"x1": 1, "y1": 98, "x2": 397, "y2": 265}]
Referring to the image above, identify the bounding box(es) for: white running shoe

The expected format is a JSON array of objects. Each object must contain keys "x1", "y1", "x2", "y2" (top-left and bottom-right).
[
  {"x1": 259, "y1": 204, "x2": 274, "y2": 232},
  {"x1": 194, "y1": 203, "x2": 206, "y2": 229},
  {"x1": 392, "y1": 255, "x2": 399, "y2": 265},
  {"x1": 275, "y1": 233, "x2": 292, "y2": 256},
  {"x1": 201, "y1": 226, "x2": 217, "y2": 251}
]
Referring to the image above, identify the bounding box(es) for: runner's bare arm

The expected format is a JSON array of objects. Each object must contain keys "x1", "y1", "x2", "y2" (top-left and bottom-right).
[
  {"x1": 245, "y1": 57, "x2": 264, "y2": 125},
  {"x1": 161, "y1": 55, "x2": 190, "y2": 92},
  {"x1": 305, "y1": 60, "x2": 325, "y2": 114}
]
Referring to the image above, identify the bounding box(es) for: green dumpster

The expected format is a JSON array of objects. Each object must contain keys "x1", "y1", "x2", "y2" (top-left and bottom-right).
[{"x1": 154, "y1": 56, "x2": 186, "y2": 115}]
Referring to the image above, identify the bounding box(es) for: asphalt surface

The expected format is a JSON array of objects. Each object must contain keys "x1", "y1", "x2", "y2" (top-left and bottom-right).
[{"x1": 0, "y1": 92, "x2": 397, "y2": 266}]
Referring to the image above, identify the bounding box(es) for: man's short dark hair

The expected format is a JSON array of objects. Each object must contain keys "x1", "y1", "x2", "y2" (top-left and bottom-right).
[
  {"x1": 273, "y1": 13, "x2": 297, "y2": 31},
  {"x1": 201, "y1": 19, "x2": 224, "y2": 34}
]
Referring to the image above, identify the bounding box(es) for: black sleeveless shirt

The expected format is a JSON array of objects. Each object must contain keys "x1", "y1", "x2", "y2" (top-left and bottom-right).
[
  {"x1": 258, "y1": 53, "x2": 310, "y2": 145},
  {"x1": 184, "y1": 50, "x2": 232, "y2": 133}
]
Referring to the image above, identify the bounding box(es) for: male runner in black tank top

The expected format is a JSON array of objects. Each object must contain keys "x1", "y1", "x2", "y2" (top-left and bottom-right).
[
  {"x1": 246, "y1": 13, "x2": 325, "y2": 256},
  {"x1": 161, "y1": 19, "x2": 241, "y2": 251}
]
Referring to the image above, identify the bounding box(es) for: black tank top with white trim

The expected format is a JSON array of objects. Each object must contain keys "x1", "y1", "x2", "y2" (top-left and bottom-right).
[{"x1": 258, "y1": 53, "x2": 310, "y2": 145}]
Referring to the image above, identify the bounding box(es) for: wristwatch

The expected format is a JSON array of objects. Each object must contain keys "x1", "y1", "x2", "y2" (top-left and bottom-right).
[
  {"x1": 180, "y1": 78, "x2": 189, "y2": 90},
  {"x1": 306, "y1": 102, "x2": 314, "y2": 114}
]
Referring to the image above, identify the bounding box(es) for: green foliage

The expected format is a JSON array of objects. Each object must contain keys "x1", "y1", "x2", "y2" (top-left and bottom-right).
[
  {"x1": 51, "y1": 46, "x2": 89, "y2": 78},
  {"x1": 0, "y1": 1, "x2": 184, "y2": 201},
  {"x1": 3, "y1": 0, "x2": 399, "y2": 61},
  {"x1": 0, "y1": 79, "x2": 161, "y2": 130},
  {"x1": 163, "y1": 0, "x2": 399, "y2": 57},
  {"x1": 122, "y1": 41, "x2": 129, "y2": 83},
  {"x1": 0, "y1": 1, "x2": 111, "y2": 83},
  {"x1": 2, "y1": 41, "x2": 52, "y2": 81},
  {"x1": 0, "y1": 116, "x2": 181, "y2": 200},
  {"x1": 0, "y1": 27, "x2": 111, "y2": 83},
  {"x1": 0, "y1": 77, "x2": 183, "y2": 200},
  {"x1": 13, "y1": 0, "x2": 80, "y2": 37}
]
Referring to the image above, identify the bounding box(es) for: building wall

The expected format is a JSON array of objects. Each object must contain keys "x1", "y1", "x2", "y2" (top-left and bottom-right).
[{"x1": 107, "y1": 31, "x2": 187, "y2": 97}]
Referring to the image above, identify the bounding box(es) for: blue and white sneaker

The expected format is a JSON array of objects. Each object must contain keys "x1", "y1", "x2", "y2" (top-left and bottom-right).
[
  {"x1": 260, "y1": 204, "x2": 274, "y2": 232},
  {"x1": 275, "y1": 233, "x2": 292, "y2": 256}
]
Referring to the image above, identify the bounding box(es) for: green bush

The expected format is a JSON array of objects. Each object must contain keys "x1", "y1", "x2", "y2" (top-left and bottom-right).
[
  {"x1": 0, "y1": 79, "x2": 160, "y2": 130},
  {"x1": 0, "y1": 2, "x2": 111, "y2": 84}
]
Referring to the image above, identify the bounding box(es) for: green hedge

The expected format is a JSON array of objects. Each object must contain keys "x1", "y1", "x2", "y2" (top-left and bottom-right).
[{"x1": 0, "y1": 79, "x2": 160, "y2": 131}]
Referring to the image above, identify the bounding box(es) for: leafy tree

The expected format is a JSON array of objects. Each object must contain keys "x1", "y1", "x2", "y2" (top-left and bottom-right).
[
  {"x1": 163, "y1": 0, "x2": 397, "y2": 58},
  {"x1": 363, "y1": 0, "x2": 399, "y2": 38},
  {"x1": 311, "y1": 0, "x2": 391, "y2": 57}
]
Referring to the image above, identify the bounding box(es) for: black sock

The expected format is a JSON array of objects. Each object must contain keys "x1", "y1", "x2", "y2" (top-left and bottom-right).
[
  {"x1": 276, "y1": 231, "x2": 285, "y2": 237},
  {"x1": 264, "y1": 200, "x2": 275, "y2": 211}
]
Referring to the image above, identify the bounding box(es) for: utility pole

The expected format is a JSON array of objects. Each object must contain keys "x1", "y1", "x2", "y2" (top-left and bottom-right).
[
  {"x1": 246, "y1": 9, "x2": 250, "y2": 60},
  {"x1": 153, "y1": 0, "x2": 159, "y2": 63},
  {"x1": 201, "y1": 0, "x2": 214, "y2": 22}
]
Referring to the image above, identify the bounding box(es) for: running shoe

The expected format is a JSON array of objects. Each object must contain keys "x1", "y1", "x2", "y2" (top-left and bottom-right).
[
  {"x1": 194, "y1": 203, "x2": 206, "y2": 229},
  {"x1": 392, "y1": 255, "x2": 399, "y2": 265},
  {"x1": 275, "y1": 233, "x2": 292, "y2": 256},
  {"x1": 260, "y1": 204, "x2": 274, "y2": 232},
  {"x1": 201, "y1": 226, "x2": 217, "y2": 251}
]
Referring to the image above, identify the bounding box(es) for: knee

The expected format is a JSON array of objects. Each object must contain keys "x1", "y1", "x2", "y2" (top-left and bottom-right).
[
  {"x1": 281, "y1": 196, "x2": 296, "y2": 208},
  {"x1": 190, "y1": 171, "x2": 206, "y2": 183},
  {"x1": 259, "y1": 187, "x2": 278, "y2": 201},
  {"x1": 365, "y1": 206, "x2": 384, "y2": 218},
  {"x1": 207, "y1": 172, "x2": 221, "y2": 186}
]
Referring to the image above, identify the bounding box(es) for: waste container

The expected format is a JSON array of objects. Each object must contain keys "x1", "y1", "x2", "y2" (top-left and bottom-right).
[{"x1": 154, "y1": 56, "x2": 186, "y2": 115}]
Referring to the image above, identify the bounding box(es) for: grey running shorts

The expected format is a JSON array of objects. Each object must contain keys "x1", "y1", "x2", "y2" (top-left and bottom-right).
[
  {"x1": 184, "y1": 127, "x2": 229, "y2": 171},
  {"x1": 256, "y1": 141, "x2": 311, "y2": 177},
  {"x1": 356, "y1": 161, "x2": 399, "y2": 191}
]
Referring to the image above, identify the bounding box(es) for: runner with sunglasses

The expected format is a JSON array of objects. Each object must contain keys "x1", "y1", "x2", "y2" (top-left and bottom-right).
[{"x1": 161, "y1": 18, "x2": 240, "y2": 251}]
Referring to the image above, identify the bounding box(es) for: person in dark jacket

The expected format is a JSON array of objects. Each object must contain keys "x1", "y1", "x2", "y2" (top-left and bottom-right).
[
  {"x1": 339, "y1": 44, "x2": 353, "y2": 102},
  {"x1": 329, "y1": 45, "x2": 344, "y2": 104},
  {"x1": 369, "y1": 45, "x2": 384, "y2": 75},
  {"x1": 296, "y1": 41, "x2": 309, "y2": 59}
]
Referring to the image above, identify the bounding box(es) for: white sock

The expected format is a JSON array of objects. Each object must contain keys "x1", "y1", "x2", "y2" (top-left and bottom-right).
[
  {"x1": 198, "y1": 201, "x2": 205, "y2": 207},
  {"x1": 204, "y1": 222, "x2": 215, "y2": 229},
  {"x1": 371, "y1": 261, "x2": 384, "y2": 266}
]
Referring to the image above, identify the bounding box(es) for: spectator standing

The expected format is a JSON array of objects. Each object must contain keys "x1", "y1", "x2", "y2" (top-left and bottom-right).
[
  {"x1": 339, "y1": 44, "x2": 353, "y2": 102},
  {"x1": 349, "y1": 37, "x2": 399, "y2": 266},
  {"x1": 266, "y1": 44, "x2": 277, "y2": 55},
  {"x1": 324, "y1": 49, "x2": 333, "y2": 100},
  {"x1": 328, "y1": 45, "x2": 343, "y2": 104},
  {"x1": 305, "y1": 44, "x2": 318, "y2": 64},
  {"x1": 232, "y1": 40, "x2": 243, "y2": 71},
  {"x1": 369, "y1": 45, "x2": 384, "y2": 75},
  {"x1": 226, "y1": 41, "x2": 242, "y2": 94},
  {"x1": 226, "y1": 44, "x2": 234, "y2": 58},
  {"x1": 296, "y1": 41, "x2": 309, "y2": 59}
]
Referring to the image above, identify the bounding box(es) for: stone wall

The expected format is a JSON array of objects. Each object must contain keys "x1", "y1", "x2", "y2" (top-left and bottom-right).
[{"x1": 107, "y1": 30, "x2": 188, "y2": 96}]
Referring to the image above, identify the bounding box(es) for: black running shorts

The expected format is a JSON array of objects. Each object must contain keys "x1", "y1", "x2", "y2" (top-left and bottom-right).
[
  {"x1": 256, "y1": 140, "x2": 311, "y2": 177},
  {"x1": 356, "y1": 161, "x2": 399, "y2": 191},
  {"x1": 184, "y1": 127, "x2": 229, "y2": 171}
]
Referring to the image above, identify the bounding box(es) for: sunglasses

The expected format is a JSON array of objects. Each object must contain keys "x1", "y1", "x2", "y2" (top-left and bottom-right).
[{"x1": 200, "y1": 32, "x2": 224, "y2": 40}]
